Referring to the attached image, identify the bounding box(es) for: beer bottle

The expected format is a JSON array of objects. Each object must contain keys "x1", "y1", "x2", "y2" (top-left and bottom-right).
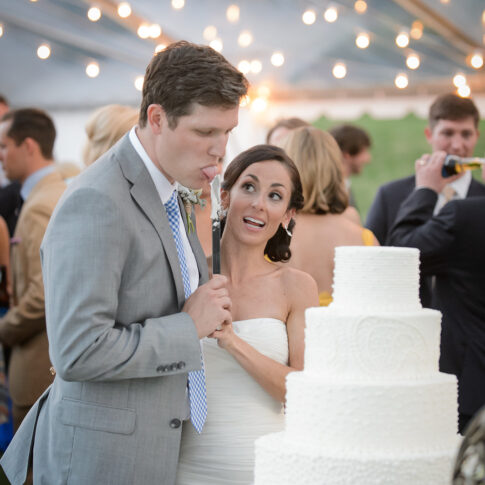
[{"x1": 442, "y1": 155, "x2": 485, "y2": 178}]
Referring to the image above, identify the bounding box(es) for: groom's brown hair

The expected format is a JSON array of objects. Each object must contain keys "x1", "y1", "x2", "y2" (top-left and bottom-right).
[{"x1": 139, "y1": 41, "x2": 248, "y2": 129}]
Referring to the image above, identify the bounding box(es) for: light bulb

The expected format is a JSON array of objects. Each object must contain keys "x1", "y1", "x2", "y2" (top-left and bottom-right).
[
  {"x1": 332, "y1": 62, "x2": 347, "y2": 79},
  {"x1": 37, "y1": 44, "x2": 51, "y2": 60},
  {"x1": 117, "y1": 2, "x2": 131, "y2": 18},
  {"x1": 237, "y1": 60, "x2": 251, "y2": 74},
  {"x1": 355, "y1": 33, "x2": 370, "y2": 49},
  {"x1": 210, "y1": 38, "x2": 223, "y2": 52},
  {"x1": 406, "y1": 53, "x2": 420, "y2": 70},
  {"x1": 203, "y1": 26, "x2": 217, "y2": 41},
  {"x1": 238, "y1": 30, "x2": 253, "y2": 47},
  {"x1": 457, "y1": 85, "x2": 471, "y2": 98},
  {"x1": 134, "y1": 76, "x2": 144, "y2": 91},
  {"x1": 354, "y1": 1, "x2": 367, "y2": 14},
  {"x1": 87, "y1": 7, "x2": 102, "y2": 22},
  {"x1": 453, "y1": 73, "x2": 467, "y2": 88},
  {"x1": 226, "y1": 5, "x2": 240, "y2": 23},
  {"x1": 271, "y1": 52, "x2": 285, "y2": 67},
  {"x1": 171, "y1": 0, "x2": 185, "y2": 9},
  {"x1": 86, "y1": 62, "x2": 100, "y2": 78},
  {"x1": 395, "y1": 73, "x2": 409, "y2": 89},
  {"x1": 324, "y1": 7, "x2": 338, "y2": 23},
  {"x1": 302, "y1": 10, "x2": 316, "y2": 25}
]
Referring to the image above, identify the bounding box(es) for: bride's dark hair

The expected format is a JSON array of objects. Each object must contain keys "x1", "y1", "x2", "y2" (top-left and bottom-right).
[{"x1": 222, "y1": 144, "x2": 304, "y2": 262}]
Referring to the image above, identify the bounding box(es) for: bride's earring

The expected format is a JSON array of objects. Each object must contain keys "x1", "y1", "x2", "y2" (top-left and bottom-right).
[{"x1": 283, "y1": 224, "x2": 292, "y2": 237}]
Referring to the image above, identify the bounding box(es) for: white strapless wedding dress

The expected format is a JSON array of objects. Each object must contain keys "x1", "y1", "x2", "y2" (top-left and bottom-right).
[{"x1": 176, "y1": 318, "x2": 289, "y2": 484}]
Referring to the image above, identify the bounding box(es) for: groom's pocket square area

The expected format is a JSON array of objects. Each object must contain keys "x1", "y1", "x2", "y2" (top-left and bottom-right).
[{"x1": 57, "y1": 398, "x2": 136, "y2": 435}]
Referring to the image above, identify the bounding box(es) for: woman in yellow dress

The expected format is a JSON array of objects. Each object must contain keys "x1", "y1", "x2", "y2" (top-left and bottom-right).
[{"x1": 279, "y1": 126, "x2": 379, "y2": 306}]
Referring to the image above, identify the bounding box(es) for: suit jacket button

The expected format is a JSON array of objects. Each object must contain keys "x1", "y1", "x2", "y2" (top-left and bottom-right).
[
  {"x1": 170, "y1": 418, "x2": 181, "y2": 429},
  {"x1": 156, "y1": 365, "x2": 166, "y2": 373},
  {"x1": 170, "y1": 363, "x2": 178, "y2": 371},
  {"x1": 177, "y1": 361, "x2": 185, "y2": 370}
]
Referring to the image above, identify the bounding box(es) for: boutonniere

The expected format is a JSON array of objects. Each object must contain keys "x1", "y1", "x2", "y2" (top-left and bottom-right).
[{"x1": 178, "y1": 186, "x2": 206, "y2": 234}]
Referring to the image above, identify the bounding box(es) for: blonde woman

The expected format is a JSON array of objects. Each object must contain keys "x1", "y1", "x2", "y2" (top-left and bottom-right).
[
  {"x1": 83, "y1": 104, "x2": 138, "y2": 166},
  {"x1": 280, "y1": 126, "x2": 379, "y2": 306}
]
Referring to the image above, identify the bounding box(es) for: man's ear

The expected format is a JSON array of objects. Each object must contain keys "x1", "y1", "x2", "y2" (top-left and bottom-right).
[
  {"x1": 424, "y1": 126, "x2": 432, "y2": 144},
  {"x1": 146, "y1": 104, "x2": 165, "y2": 135},
  {"x1": 23, "y1": 137, "x2": 39, "y2": 157},
  {"x1": 221, "y1": 189, "x2": 230, "y2": 210}
]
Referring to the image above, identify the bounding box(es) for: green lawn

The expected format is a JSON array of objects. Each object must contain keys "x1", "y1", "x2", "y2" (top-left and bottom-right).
[{"x1": 313, "y1": 114, "x2": 485, "y2": 221}]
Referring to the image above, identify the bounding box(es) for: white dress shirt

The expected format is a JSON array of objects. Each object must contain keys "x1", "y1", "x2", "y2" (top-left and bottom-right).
[{"x1": 433, "y1": 170, "x2": 471, "y2": 215}]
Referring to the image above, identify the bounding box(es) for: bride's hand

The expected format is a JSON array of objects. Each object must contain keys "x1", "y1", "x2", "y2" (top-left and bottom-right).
[{"x1": 209, "y1": 321, "x2": 237, "y2": 350}]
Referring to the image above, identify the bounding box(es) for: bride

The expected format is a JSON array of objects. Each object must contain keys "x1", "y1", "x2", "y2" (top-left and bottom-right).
[{"x1": 176, "y1": 145, "x2": 318, "y2": 484}]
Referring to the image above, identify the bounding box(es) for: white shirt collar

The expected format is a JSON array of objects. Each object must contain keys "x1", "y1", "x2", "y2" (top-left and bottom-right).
[
  {"x1": 20, "y1": 164, "x2": 56, "y2": 200},
  {"x1": 447, "y1": 169, "x2": 471, "y2": 199},
  {"x1": 129, "y1": 126, "x2": 176, "y2": 204}
]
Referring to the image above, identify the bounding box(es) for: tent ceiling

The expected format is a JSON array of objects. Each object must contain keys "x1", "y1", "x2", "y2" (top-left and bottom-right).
[{"x1": 0, "y1": 0, "x2": 484, "y2": 110}]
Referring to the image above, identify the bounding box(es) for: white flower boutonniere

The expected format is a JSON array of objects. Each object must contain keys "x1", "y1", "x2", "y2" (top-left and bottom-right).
[{"x1": 178, "y1": 186, "x2": 206, "y2": 234}]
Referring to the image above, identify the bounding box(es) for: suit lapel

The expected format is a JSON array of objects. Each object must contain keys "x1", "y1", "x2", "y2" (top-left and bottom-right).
[
  {"x1": 116, "y1": 136, "x2": 186, "y2": 308},
  {"x1": 178, "y1": 197, "x2": 209, "y2": 285}
]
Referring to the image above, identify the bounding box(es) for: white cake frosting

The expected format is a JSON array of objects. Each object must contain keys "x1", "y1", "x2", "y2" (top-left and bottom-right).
[{"x1": 255, "y1": 247, "x2": 460, "y2": 485}]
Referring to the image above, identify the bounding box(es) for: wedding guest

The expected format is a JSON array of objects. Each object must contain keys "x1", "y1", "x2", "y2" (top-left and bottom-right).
[
  {"x1": 0, "y1": 216, "x2": 10, "y2": 312},
  {"x1": 0, "y1": 108, "x2": 66, "y2": 430},
  {"x1": 366, "y1": 93, "x2": 485, "y2": 304},
  {"x1": 0, "y1": 180, "x2": 21, "y2": 237},
  {"x1": 83, "y1": 104, "x2": 138, "y2": 166},
  {"x1": 1, "y1": 41, "x2": 248, "y2": 485},
  {"x1": 280, "y1": 126, "x2": 378, "y2": 306},
  {"x1": 266, "y1": 117, "x2": 309, "y2": 145},
  {"x1": 389, "y1": 155, "x2": 485, "y2": 434},
  {"x1": 176, "y1": 145, "x2": 318, "y2": 484},
  {"x1": 329, "y1": 124, "x2": 371, "y2": 213}
]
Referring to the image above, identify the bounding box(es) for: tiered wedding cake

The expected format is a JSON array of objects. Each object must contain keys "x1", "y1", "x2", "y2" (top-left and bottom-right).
[{"x1": 255, "y1": 247, "x2": 460, "y2": 485}]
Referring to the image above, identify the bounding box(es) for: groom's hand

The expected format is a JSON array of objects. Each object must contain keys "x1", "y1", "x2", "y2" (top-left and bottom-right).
[{"x1": 183, "y1": 275, "x2": 232, "y2": 339}]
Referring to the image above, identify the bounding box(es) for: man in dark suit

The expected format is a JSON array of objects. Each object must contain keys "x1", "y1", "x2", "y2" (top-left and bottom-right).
[
  {"x1": 366, "y1": 93, "x2": 485, "y2": 305},
  {"x1": 0, "y1": 180, "x2": 21, "y2": 236},
  {"x1": 389, "y1": 152, "x2": 485, "y2": 434},
  {"x1": 329, "y1": 124, "x2": 371, "y2": 213}
]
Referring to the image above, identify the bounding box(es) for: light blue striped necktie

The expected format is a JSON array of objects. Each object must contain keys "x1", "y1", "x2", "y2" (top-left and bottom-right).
[{"x1": 164, "y1": 190, "x2": 207, "y2": 433}]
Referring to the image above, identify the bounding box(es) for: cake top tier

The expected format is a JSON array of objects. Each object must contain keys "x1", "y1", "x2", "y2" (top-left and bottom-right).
[{"x1": 331, "y1": 247, "x2": 421, "y2": 312}]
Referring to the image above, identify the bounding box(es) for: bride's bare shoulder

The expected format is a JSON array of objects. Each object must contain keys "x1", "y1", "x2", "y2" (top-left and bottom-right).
[{"x1": 278, "y1": 266, "x2": 318, "y2": 304}]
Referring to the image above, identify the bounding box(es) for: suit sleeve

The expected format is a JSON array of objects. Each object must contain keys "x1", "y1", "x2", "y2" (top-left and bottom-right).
[
  {"x1": 365, "y1": 187, "x2": 388, "y2": 245},
  {"x1": 388, "y1": 188, "x2": 455, "y2": 275},
  {"x1": 41, "y1": 187, "x2": 202, "y2": 382},
  {"x1": 0, "y1": 206, "x2": 50, "y2": 346}
]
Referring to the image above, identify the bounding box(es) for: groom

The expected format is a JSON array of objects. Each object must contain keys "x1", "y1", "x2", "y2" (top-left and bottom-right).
[{"x1": 1, "y1": 41, "x2": 248, "y2": 485}]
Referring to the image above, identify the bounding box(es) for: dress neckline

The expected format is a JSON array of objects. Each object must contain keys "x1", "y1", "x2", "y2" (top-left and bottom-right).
[{"x1": 232, "y1": 317, "x2": 285, "y2": 325}]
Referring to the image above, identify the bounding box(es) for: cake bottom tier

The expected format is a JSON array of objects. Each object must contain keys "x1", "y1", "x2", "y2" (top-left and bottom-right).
[{"x1": 254, "y1": 432, "x2": 460, "y2": 485}]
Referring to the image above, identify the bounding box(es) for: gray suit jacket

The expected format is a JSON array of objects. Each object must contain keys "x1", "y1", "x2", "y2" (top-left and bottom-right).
[{"x1": 1, "y1": 135, "x2": 209, "y2": 485}]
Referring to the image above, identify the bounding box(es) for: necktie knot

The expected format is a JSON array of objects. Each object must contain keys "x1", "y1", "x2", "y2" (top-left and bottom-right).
[{"x1": 442, "y1": 185, "x2": 456, "y2": 202}]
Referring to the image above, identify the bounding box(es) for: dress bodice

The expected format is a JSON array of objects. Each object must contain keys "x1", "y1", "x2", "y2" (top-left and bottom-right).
[{"x1": 176, "y1": 318, "x2": 288, "y2": 485}]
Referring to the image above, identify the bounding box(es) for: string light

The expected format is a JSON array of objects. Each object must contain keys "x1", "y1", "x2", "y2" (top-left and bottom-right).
[
  {"x1": 226, "y1": 5, "x2": 240, "y2": 23},
  {"x1": 117, "y1": 2, "x2": 132, "y2": 18},
  {"x1": 134, "y1": 76, "x2": 144, "y2": 91},
  {"x1": 332, "y1": 62, "x2": 347, "y2": 79},
  {"x1": 240, "y1": 95, "x2": 250, "y2": 108},
  {"x1": 250, "y1": 59, "x2": 262, "y2": 74},
  {"x1": 457, "y1": 85, "x2": 471, "y2": 97},
  {"x1": 355, "y1": 32, "x2": 370, "y2": 49},
  {"x1": 154, "y1": 44, "x2": 167, "y2": 54},
  {"x1": 0, "y1": 24, "x2": 3, "y2": 38},
  {"x1": 440, "y1": 0, "x2": 450, "y2": 4},
  {"x1": 87, "y1": 7, "x2": 102, "y2": 22},
  {"x1": 302, "y1": 10, "x2": 316, "y2": 25},
  {"x1": 251, "y1": 97, "x2": 268, "y2": 113},
  {"x1": 470, "y1": 52, "x2": 484, "y2": 69},
  {"x1": 410, "y1": 20, "x2": 423, "y2": 40},
  {"x1": 257, "y1": 85, "x2": 271, "y2": 98},
  {"x1": 271, "y1": 52, "x2": 285, "y2": 67},
  {"x1": 396, "y1": 31, "x2": 410, "y2": 48},
  {"x1": 354, "y1": 1, "x2": 367, "y2": 14},
  {"x1": 209, "y1": 38, "x2": 223, "y2": 52},
  {"x1": 171, "y1": 0, "x2": 185, "y2": 9},
  {"x1": 148, "y1": 24, "x2": 162, "y2": 38},
  {"x1": 238, "y1": 30, "x2": 253, "y2": 47},
  {"x1": 203, "y1": 26, "x2": 217, "y2": 41},
  {"x1": 137, "y1": 23, "x2": 150, "y2": 39},
  {"x1": 395, "y1": 72, "x2": 408, "y2": 89},
  {"x1": 86, "y1": 61, "x2": 100, "y2": 78},
  {"x1": 406, "y1": 53, "x2": 420, "y2": 70},
  {"x1": 238, "y1": 60, "x2": 251, "y2": 74},
  {"x1": 482, "y1": 9, "x2": 485, "y2": 24},
  {"x1": 453, "y1": 72, "x2": 467, "y2": 87},
  {"x1": 37, "y1": 43, "x2": 51, "y2": 60},
  {"x1": 324, "y1": 7, "x2": 338, "y2": 23}
]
